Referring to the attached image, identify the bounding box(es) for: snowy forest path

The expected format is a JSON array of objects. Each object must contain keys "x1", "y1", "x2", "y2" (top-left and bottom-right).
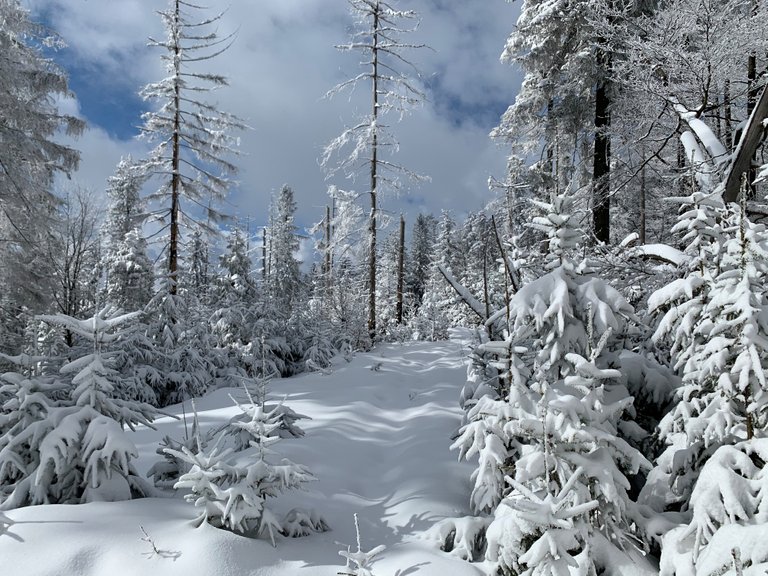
[
  {"x1": 1, "y1": 335, "x2": 482, "y2": 576},
  {"x1": 275, "y1": 337, "x2": 476, "y2": 548}
]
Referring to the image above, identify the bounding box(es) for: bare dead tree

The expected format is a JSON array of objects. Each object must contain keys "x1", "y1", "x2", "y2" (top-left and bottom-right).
[
  {"x1": 322, "y1": 0, "x2": 428, "y2": 340},
  {"x1": 139, "y1": 0, "x2": 246, "y2": 294}
]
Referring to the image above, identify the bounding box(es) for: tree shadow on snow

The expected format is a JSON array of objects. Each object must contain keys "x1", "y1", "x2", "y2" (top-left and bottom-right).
[{"x1": 395, "y1": 562, "x2": 430, "y2": 576}]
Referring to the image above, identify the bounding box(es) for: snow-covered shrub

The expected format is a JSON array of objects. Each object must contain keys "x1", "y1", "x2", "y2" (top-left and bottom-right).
[
  {"x1": 282, "y1": 507, "x2": 330, "y2": 538},
  {"x1": 0, "y1": 306, "x2": 156, "y2": 507},
  {"x1": 168, "y1": 387, "x2": 316, "y2": 543},
  {"x1": 426, "y1": 515, "x2": 490, "y2": 561},
  {"x1": 450, "y1": 190, "x2": 657, "y2": 574},
  {"x1": 648, "y1": 196, "x2": 768, "y2": 515},
  {"x1": 660, "y1": 439, "x2": 768, "y2": 575}
]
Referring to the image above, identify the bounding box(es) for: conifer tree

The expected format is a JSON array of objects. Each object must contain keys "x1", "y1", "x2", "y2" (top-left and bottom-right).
[
  {"x1": 101, "y1": 157, "x2": 153, "y2": 312},
  {"x1": 0, "y1": 0, "x2": 83, "y2": 310},
  {"x1": 0, "y1": 307, "x2": 156, "y2": 508},
  {"x1": 453, "y1": 190, "x2": 652, "y2": 574},
  {"x1": 102, "y1": 156, "x2": 147, "y2": 257},
  {"x1": 323, "y1": 0, "x2": 427, "y2": 338},
  {"x1": 210, "y1": 226, "x2": 257, "y2": 376},
  {"x1": 406, "y1": 213, "x2": 437, "y2": 309},
  {"x1": 494, "y1": 0, "x2": 618, "y2": 242},
  {"x1": 168, "y1": 386, "x2": 315, "y2": 543},
  {"x1": 267, "y1": 185, "x2": 302, "y2": 314},
  {"x1": 653, "y1": 198, "x2": 768, "y2": 570},
  {"x1": 105, "y1": 229, "x2": 154, "y2": 313},
  {"x1": 144, "y1": 284, "x2": 216, "y2": 407},
  {"x1": 138, "y1": 0, "x2": 245, "y2": 293}
]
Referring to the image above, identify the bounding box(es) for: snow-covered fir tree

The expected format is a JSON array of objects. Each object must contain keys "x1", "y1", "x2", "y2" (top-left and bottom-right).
[
  {"x1": 168, "y1": 385, "x2": 315, "y2": 544},
  {"x1": 406, "y1": 213, "x2": 437, "y2": 310},
  {"x1": 339, "y1": 513, "x2": 386, "y2": 576},
  {"x1": 451, "y1": 189, "x2": 654, "y2": 574},
  {"x1": 105, "y1": 228, "x2": 154, "y2": 314},
  {"x1": 652, "y1": 197, "x2": 768, "y2": 572},
  {"x1": 412, "y1": 210, "x2": 463, "y2": 339},
  {"x1": 143, "y1": 283, "x2": 217, "y2": 407},
  {"x1": 644, "y1": 186, "x2": 728, "y2": 510},
  {"x1": 266, "y1": 185, "x2": 302, "y2": 315},
  {"x1": 0, "y1": 0, "x2": 83, "y2": 313},
  {"x1": 210, "y1": 226, "x2": 258, "y2": 376},
  {"x1": 101, "y1": 157, "x2": 153, "y2": 313},
  {"x1": 101, "y1": 156, "x2": 146, "y2": 258},
  {"x1": 0, "y1": 307, "x2": 155, "y2": 508}
]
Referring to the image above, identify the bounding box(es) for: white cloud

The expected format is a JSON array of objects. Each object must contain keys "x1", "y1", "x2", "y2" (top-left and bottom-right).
[{"x1": 26, "y1": 0, "x2": 522, "y2": 240}]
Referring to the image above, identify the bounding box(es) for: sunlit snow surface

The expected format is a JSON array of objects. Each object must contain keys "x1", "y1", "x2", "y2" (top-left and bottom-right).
[{"x1": 1, "y1": 334, "x2": 485, "y2": 576}]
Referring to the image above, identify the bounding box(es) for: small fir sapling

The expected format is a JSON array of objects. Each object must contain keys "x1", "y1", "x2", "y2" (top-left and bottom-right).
[
  {"x1": 39, "y1": 307, "x2": 157, "y2": 503},
  {"x1": 220, "y1": 340, "x2": 308, "y2": 445},
  {"x1": 1, "y1": 306, "x2": 156, "y2": 507},
  {"x1": 167, "y1": 383, "x2": 316, "y2": 544},
  {"x1": 224, "y1": 394, "x2": 307, "y2": 449},
  {"x1": 338, "y1": 513, "x2": 386, "y2": 576}
]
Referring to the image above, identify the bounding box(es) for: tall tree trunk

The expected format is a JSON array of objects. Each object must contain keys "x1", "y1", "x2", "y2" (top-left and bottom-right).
[
  {"x1": 368, "y1": 3, "x2": 380, "y2": 339},
  {"x1": 169, "y1": 0, "x2": 181, "y2": 294},
  {"x1": 396, "y1": 214, "x2": 405, "y2": 324},
  {"x1": 592, "y1": 49, "x2": 611, "y2": 244},
  {"x1": 724, "y1": 79, "x2": 733, "y2": 151},
  {"x1": 546, "y1": 99, "x2": 554, "y2": 196},
  {"x1": 747, "y1": 51, "x2": 757, "y2": 198},
  {"x1": 262, "y1": 226, "x2": 267, "y2": 281},
  {"x1": 325, "y1": 204, "x2": 332, "y2": 305},
  {"x1": 482, "y1": 226, "x2": 490, "y2": 320},
  {"x1": 639, "y1": 163, "x2": 646, "y2": 245}
]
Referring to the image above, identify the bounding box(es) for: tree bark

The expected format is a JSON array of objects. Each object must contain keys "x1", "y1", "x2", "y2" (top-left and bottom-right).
[
  {"x1": 723, "y1": 85, "x2": 768, "y2": 203},
  {"x1": 747, "y1": 52, "x2": 757, "y2": 198},
  {"x1": 262, "y1": 226, "x2": 267, "y2": 281},
  {"x1": 325, "y1": 204, "x2": 332, "y2": 304},
  {"x1": 396, "y1": 214, "x2": 405, "y2": 324},
  {"x1": 169, "y1": 0, "x2": 181, "y2": 294},
  {"x1": 592, "y1": 49, "x2": 611, "y2": 244},
  {"x1": 724, "y1": 79, "x2": 733, "y2": 151},
  {"x1": 639, "y1": 164, "x2": 646, "y2": 245},
  {"x1": 367, "y1": 2, "x2": 380, "y2": 339}
]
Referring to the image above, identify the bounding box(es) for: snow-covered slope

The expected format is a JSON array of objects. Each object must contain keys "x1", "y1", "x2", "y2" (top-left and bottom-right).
[{"x1": 1, "y1": 337, "x2": 483, "y2": 576}]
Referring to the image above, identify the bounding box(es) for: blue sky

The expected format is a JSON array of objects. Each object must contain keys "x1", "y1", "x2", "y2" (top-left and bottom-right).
[{"x1": 26, "y1": 0, "x2": 522, "y2": 238}]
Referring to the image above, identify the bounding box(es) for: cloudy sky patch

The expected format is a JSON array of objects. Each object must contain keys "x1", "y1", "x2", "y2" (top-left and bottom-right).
[{"x1": 26, "y1": 0, "x2": 522, "y2": 237}]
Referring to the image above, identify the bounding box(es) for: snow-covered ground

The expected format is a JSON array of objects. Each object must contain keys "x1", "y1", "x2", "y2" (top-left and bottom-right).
[{"x1": 1, "y1": 336, "x2": 484, "y2": 576}]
